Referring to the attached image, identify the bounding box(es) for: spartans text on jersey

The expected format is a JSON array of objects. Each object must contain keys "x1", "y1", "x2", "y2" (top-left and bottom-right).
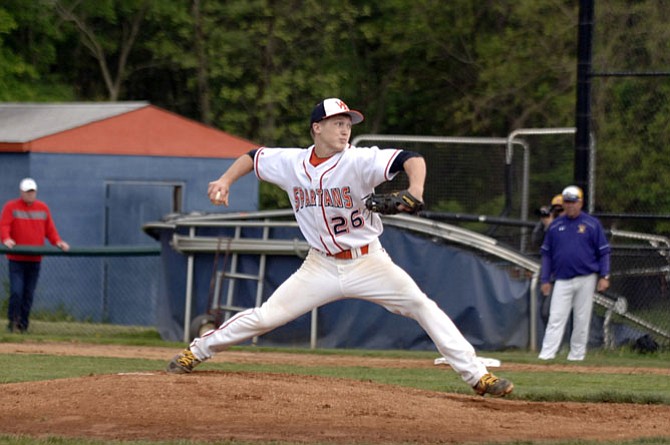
[{"x1": 293, "y1": 186, "x2": 353, "y2": 212}]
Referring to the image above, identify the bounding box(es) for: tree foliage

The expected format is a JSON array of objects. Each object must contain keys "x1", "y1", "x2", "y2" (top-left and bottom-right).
[
  {"x1": 1, "y1": 1, "x2": 668, "y2": 227},
  {"x1": 2, "y1": 0, "x2": 582, "y2": 138},
  {"x1": 0, "y1": 1, "x2": 74, "y2": 100}
]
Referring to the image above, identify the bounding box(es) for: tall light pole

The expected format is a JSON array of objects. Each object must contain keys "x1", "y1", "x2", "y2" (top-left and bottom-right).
[{"x1": 574, "y1": 0, "x2": 594, "y2": 209}]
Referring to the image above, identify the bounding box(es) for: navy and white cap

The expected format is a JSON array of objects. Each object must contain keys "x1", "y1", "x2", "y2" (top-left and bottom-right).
[
  {"x1": 310, "y1": 98, "x2": 364, "y2": 125},
  {"x1": 562, "y1": 185, "x2": 583, "y2": 202}
]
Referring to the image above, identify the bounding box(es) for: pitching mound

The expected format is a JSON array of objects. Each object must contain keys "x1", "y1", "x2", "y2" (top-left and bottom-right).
[{"x1": 1, "y1": 343, "x2": 669, "y2": 444}]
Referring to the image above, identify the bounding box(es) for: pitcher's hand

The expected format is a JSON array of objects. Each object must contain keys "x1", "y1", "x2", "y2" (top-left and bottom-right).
[{"x1": 208, "y1": 180, "x2": 230, "y2": 206}]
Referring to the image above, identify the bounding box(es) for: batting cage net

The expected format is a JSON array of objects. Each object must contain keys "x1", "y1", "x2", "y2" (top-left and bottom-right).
[{"x1": 351, "y1": 132, "x2": 576, "y2": 253}]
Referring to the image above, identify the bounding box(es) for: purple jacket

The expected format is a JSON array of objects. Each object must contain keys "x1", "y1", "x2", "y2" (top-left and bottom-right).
[{"x1": 540, "y1": 212, "x2": 610, "y2": 283}]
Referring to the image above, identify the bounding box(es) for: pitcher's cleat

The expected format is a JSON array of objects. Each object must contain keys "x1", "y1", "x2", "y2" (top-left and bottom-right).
[
  {"x1": 166, "y1": 348, "x2": 202, "y2": 374},
  {"x1": 473, "y1": 373, "x2": 514, "y2": 397}
]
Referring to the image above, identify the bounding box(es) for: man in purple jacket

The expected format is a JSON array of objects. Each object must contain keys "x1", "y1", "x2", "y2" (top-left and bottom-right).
[{"x1": 538, "y1": 185, "x2": 611, "y2": 361}]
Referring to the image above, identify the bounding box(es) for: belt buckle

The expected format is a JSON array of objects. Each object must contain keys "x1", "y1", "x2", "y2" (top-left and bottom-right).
[
  {"x1": 333, "y1": 244, "x2": 369, "y2": 260},
  {"x1": 333, "y1": 250, "x2": 353, "y2": 260}
]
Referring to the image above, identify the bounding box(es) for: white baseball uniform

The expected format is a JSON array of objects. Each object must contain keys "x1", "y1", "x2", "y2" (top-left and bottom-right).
[
  {"x1": 539, "y1": 273, "x2": 597, "y2": 361},
  {"x1": 189, "y1": 144, "x2": 489, "y2": 386}
]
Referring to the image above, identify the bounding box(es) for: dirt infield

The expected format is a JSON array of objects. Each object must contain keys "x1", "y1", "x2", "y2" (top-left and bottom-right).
[{"x1": 2, "y1": 342, "x2": 670, "y2": 444}]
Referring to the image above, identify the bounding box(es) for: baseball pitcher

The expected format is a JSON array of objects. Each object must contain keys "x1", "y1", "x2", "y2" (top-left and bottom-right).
[{"x1": 166, "y1": 98, "x2": 513, "y2": 397}]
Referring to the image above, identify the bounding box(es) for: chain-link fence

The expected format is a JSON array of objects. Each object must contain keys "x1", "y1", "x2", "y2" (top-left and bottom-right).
[
  {"x1": 586, "y1": 2, "x2": 670, "y2": 347},
  {"x1": 352, "y1": 129, "x2": 670, "y2": 347},
  {"x1": 0, "y1": 246, "x2": 161, "y2": 338},
  {"x1": 591, "y1": 2, "x2": 670, "y2": 223},
  {"x1": 604, "y1": 230, "x2": 670, "y2": 344}
]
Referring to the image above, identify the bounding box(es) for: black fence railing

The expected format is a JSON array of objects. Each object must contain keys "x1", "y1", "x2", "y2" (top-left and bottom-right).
[{"x1": 1, "y1": 245, "x2": 161, "y2": 338}]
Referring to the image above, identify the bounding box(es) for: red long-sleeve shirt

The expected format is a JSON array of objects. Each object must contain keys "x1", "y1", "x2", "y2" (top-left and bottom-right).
[{"x1": 0, "y1": 198, "x2": 63, "y2": 262}]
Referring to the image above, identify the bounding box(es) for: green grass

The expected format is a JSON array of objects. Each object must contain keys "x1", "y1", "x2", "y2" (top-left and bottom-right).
[
  {"x1": 0, "y1": 318, "x2": 164, "y2": 343},
  {"x1": 0, "y1": 345, "x2": 670, "y2": 405},
  {"x1": 1, "y1": 342, "x2": 670, "y2": 445},
  {"x1": 0, "y1": 355, "x2": 162, "y2": 383}
]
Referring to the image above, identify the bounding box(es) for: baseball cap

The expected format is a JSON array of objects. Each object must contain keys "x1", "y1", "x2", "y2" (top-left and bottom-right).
[
  {"x1": 19, "y1": 178, "x2": 37, "y2": 192},
  {"x1": 310, "y1": 98, "x2": 364, "y2": 125},
  {"x1": 550, "y1": 194, "x2": 563, "y2": 207},
  {"x1": 562, "y1": 185, "x2": 583, "y2": 202}
]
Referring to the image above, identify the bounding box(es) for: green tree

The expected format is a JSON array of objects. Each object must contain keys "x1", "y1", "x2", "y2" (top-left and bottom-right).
[
  {"x1": 590, "y1": 1, "x2": 670, "y2": 224},
  {"x1": 52, "y1": 0, "x2": 153, "y2": 101},
  {"x1": 0, "y1": 1, "x2": 74, "y2": 100},
  {"x1": 6, "y1": 0, "x2": 670, "y2": 228},
  {"x1": 196, "y1": 0, "x2": 361, "y2": 146},
  {"x1": 462, "y1": 1, "x2": 578, "y2": 133}
]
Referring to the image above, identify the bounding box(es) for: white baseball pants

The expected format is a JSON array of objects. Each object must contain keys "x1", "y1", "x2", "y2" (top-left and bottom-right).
[
  {"x1": 538, "y1": 273, "x2": 598, "y2": 361},
  {"x1": 190, "y1": 240, "x2": 488, "y2": 386}
]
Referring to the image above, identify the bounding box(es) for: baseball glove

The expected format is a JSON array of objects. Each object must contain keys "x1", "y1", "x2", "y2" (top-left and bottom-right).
[{"x1": 365, "y1": 190, "x2": 424, "y2": 215}]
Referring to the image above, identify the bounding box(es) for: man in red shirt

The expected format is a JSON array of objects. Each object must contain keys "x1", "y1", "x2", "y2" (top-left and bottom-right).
[{"x1": 1, "y1": 178, "x2": 70, "y2": 333}]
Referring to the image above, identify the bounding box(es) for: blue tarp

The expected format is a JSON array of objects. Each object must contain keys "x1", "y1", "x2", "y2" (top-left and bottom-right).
[{"x1": 154, "y1": 222, "x2": 532, "y2": 351}]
